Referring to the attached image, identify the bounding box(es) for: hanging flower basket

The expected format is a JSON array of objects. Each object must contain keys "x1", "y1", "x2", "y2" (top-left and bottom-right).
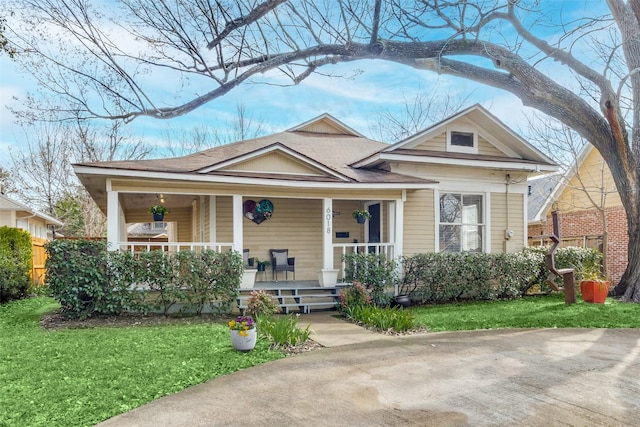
[
  {"x1": 352, "y1": 209, "x2": 371, "y2": 224},
  {"x1": 148, "y1": 205, "x2": 169, "y2": 221}
]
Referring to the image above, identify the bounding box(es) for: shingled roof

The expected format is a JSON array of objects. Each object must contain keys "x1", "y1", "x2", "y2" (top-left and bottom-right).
[{"x1": 75, "y1": 116, "x2": 433, "y2": 185}]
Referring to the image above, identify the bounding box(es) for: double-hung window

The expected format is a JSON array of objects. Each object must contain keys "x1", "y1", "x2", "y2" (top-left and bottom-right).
[{"x1": 439, "y1": 193, "x2": 484, "y2": 253}]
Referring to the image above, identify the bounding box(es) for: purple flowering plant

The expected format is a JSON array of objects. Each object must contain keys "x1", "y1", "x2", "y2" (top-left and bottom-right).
[{"x1": 228, "y1": 315, "x2": 255, "y2": 337}]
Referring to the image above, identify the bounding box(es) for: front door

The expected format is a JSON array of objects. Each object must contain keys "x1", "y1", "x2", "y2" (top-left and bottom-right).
[{"x1": 365, "y1": 202, "x2": 382, "y2": 253}]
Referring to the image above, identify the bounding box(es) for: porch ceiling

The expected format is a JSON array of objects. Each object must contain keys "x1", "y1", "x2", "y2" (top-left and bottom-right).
[{"x1": 121, "y1": 193, "x2": 196, "y2": 213}]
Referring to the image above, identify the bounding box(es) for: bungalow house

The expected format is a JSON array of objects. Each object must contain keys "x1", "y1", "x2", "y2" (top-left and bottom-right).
[
  {"x1": 73, "y1": 104, "x2": 557, "y2": 287},
  {"x1": 0, "y1": 193, "x2": 63, "y2": 284},
  {"x1": 527, "y1": 144, "x2": 627, "y2": 284}
]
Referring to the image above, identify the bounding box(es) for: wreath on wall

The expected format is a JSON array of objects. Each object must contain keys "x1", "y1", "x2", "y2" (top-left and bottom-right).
[{"x1": 243, "y1": 199, "x2": 274, "y2": 224}]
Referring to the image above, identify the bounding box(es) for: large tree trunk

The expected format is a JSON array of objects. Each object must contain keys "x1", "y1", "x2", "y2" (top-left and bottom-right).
[{"x1": 613, "y1": 217, "x2": 640, "y2": 302}]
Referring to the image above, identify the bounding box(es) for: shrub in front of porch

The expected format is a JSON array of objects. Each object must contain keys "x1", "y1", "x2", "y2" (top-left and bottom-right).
[
  {"x1": 342, "y1": 252, "x2": 399, "y2": 306},
  {"x1": 172, "y1": 250, "x2": 242, "y2": 315},
  {"x1": 45, "y1": 239, "x2": 243, "y2": 319},
  {"x1": 46, "y1": 240, "x2": 149, "y2": 318}
]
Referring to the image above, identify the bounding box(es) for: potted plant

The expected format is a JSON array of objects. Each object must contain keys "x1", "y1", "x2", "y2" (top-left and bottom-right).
[
  {"x1": 579, "y1": 268, "x2": 610, "y2": 304},
  {"x1": 254, "y1": 258, "x2": 271, "y2": 272},
  {"x1": 228, "y1": 315, "x2": 257, "y2": 351},
  {"x1": 352, "y1": 209, "x2": 372, "y2": 224},
  {"x1": 148, "y1": 205, "x2": 169, "y2": 221}
]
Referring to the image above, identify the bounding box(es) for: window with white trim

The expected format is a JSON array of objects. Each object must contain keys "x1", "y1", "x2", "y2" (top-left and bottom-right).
[
  {"x1": 439, "y1": 193, "x2": 484, "y2": 253},
  {"x1": 446, "y1": 129, "x2": 478, "y2": 154}
]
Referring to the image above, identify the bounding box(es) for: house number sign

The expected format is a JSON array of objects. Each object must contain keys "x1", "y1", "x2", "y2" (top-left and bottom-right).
[{"x1": 325, "y1": 208, "x2": 332, "y2": 234}]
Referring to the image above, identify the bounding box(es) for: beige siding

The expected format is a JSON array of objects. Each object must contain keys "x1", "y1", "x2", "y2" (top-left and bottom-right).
[
  {"x1": 391, "y1": 163, "x2": 529, "y2": 185},
  {"x1": 414, "y1": 133, "x2": 446, "y2": 151},
  {"x1": 126, "y1": 207, "x2": 193, "y2": 243},
  {"x1": 490, "y1": 192, "x2": 524, "y2": 253},
  {"x1": 242, "y1": 198, "x2": 323, "y2": 281},
  {"x1": 477, "y1": 135, "x2": 505, "y2": 157},
  {"x1": 216, "y1": 196, "x2": 233, "y2": 243},
  {"x1": 300, "y1": 119, "x2": 347, "y2": 134},
  {"x1": 220, "y1": 152, "x2": 324, "y2": 175},
  {"x1": 0, "y1": 210, "x2": 13, "y2": 227},
  {"x1": 556, "y1": 148, "x2": 621, "y2": 214},
  {"x1": 409, "y1": 130, "x2": 509, "y2": 158},
  {"x1": 403, "y1": 189, "x2": 435, "y2": 255}
]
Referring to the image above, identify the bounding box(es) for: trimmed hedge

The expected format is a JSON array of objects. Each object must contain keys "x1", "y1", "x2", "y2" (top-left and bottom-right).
[
  {"x1": 45, "y1": 239, "x2": 242, "y2": 319},
  {"x1": 401, "y1": 246, "x2": 602, "y2": 304},
  {"x1": 342, "y1": 252, "x2": 399, "y2": 305},
  {"x1": 0, "y1": 226, "x2": 32, "y2": 303}
]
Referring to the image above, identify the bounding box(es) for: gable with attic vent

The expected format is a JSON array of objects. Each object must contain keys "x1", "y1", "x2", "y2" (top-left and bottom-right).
[{"x1": 413, "y1": 130, "x2": 506, "y2": 157}]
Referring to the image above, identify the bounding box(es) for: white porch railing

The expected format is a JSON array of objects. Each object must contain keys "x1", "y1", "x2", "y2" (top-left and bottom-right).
[
  {"x1": 333, "y1": 243, "x2": 396, "y2": 281},
  {"x1": 117, "y1": 242, "x2": 235, "y2": 254}
]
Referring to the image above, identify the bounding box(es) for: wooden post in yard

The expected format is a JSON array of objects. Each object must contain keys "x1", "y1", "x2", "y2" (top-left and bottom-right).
[{"x1": 546, "y1": 209, "x2": 576, "y2": 305}]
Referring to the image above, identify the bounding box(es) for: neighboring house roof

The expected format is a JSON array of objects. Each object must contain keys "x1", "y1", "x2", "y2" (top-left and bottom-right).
[
  {"x1": 352, "y1": 104, "x2": 558, "y2": 172},
  {"x1": 527, "y1": 174, "x2": 563, "y2": 223},
  {"x1": 127, "y1": 222, "x2": 169, "y2": 238},
  {"x1": 0, "y1": 193, "x2": 63, "y2": 226},
  {"x1": 527, "y1": 143, "x2": 606, "y2": 224}
]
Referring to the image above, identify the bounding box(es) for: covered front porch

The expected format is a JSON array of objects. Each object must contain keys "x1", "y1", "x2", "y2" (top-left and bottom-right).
[{"x1": 106, "y1": 184, "x2": 406, "y2": 287}]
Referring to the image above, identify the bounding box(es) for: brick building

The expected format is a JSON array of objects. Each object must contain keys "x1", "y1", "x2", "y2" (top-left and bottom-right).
[{"x1": 527, "y1": 145, "x2": 628, "y2": 284}]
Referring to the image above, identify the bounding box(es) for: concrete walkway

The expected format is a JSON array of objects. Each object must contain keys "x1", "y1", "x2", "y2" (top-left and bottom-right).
[{"x1": 98, "y1": 312, "x2": 640, "y2": 426}]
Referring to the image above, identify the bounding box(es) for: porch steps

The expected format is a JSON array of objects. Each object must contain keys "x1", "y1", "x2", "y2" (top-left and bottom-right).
[{"x1": 237, "y1": 286, "x2": 345, "y2": 314}]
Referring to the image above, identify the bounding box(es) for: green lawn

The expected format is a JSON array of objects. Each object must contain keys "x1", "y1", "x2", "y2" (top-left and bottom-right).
[
  {"x1": 3, "y1": 294, "x2": 640, "y2": 427},
  {"x1": 0, "y1": 298, "x2": 284, "y2": 427},
  {"x1": 412, "y1": 293, "x2": 640, "y2": 331}
]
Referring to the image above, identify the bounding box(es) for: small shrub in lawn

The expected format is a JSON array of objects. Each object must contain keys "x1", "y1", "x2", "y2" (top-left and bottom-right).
[
  {"x1": 346, "y1": 304, "x2": 415, "y2": 333},
  {"x1": 246, "y1": 289, "x2": 281, "y2": 318},
  {"x1": 338, "y1": 281, "x2": 371, "y2": 312},
  {"x1": 256, "y1": 314, "x2": 311, "y2": 348}
]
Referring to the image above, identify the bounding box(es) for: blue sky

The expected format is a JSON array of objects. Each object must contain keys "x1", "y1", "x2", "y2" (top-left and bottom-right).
[
  {"x1": 0, "y1": 1, "x2": 609, "y2": 168},
  {"x1": 0, "y1": 54, "x2": 527, "y2": 165}
]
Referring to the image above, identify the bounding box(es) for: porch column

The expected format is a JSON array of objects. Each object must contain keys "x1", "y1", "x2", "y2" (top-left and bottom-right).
[
  {"x1": 232, "y1": 194, "x2": 243, "y2": 253},
  {"x1": 208, "y1": 196, "x2": 216, "y2": 244},
  {"x1": 318, "y1": 198, "x2": 339, "y2": 287},
  {"x1": 394, "y1": 192, "x2": 405, "y2": 259},
  {"x1": 106, "y1": 180, "x2": 119, "y2": 251}
]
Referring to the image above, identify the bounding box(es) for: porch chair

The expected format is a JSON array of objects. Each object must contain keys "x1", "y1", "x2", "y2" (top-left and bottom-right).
[
  {"x1": 242, "y1": 249, "x2": 254, "y2": 268},
  {"x1": 269, "y1": 249, "x2": 295, "y2": 281}
]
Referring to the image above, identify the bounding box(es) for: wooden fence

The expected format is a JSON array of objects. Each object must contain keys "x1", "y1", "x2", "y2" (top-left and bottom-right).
[
  {"x1": 527, "y1": 234, "x2": 603, "y2": 251},
  {"x1": 31, "y1": 237, "x2": 48, "y2": 285}
]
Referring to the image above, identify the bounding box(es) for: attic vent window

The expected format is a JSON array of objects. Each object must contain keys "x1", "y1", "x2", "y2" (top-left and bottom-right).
[
  {"x1": 451, "y1": 132, "x2": 474, "y2": 147},
  {"x1": 446, "y1": 128, "x2": 478, "y2": 154}
]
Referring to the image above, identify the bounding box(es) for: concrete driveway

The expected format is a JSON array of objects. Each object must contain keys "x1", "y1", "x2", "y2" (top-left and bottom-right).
[{"x1": 98, "y1": 327, "x2": 640, "y2": 426}]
